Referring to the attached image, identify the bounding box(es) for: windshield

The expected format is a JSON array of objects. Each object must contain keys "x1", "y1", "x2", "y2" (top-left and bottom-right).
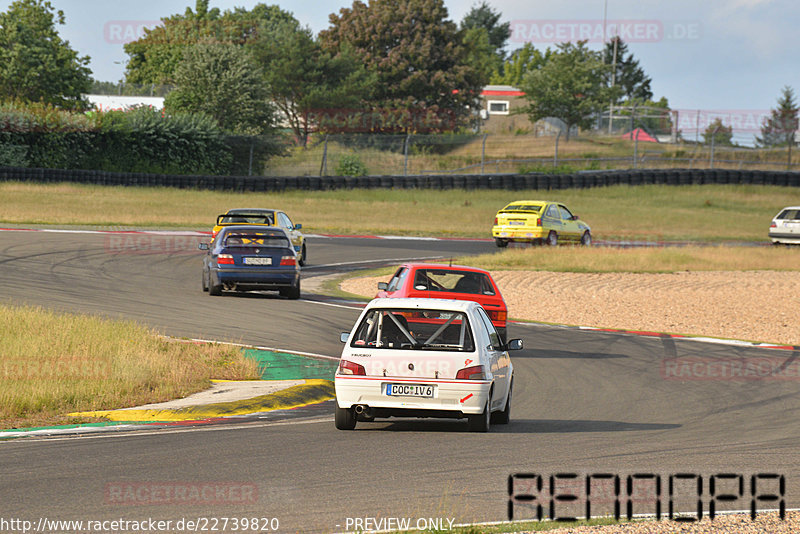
[
  {"x1": 222, "y1": 232, "x2": 289, "y2": 248},
  {"x1": 502, "y1": 204, "x2": 542, "y2": 213},
  {"x1": 412, "y1": 269, "x2": 495, "y2": 295},
  {"x1": 350, "y1": 309, "x2": 475, "y2": 352}
]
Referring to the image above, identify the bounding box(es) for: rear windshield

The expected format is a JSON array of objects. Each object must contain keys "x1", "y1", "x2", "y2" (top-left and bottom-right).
[
  {"x1": 412, "y1": 269, "x2": 495, "y2": 296},
  {"x1": 777, "y1": 209, "x2": 800, "y2": 221},
  {"x1": 502, "y1": 204, "x2": 542, "y2": 213},
  {"x1": 219, "y1": 214, "x2": 273, "y2": 225},
  {"x1": 222, "y1": 232, "x2": 289, "y2": 248},
  {"x1": 350, "y1": 308, "x2": 475, "y2": 352}
]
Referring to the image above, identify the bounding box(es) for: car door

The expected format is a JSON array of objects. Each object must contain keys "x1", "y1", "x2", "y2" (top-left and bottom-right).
[
  {"x1": 543, "y1": 203, "x2": 563, "y2": 236},
  {"x1": 276, "y1": 212, "x2": 302, "y2": 253},
  {"x1": 557, "y1": 204, "x2": 581, "y2": 241},
  {"x1": 475, "y1": 307, "x2": 510, "y2": 411}
]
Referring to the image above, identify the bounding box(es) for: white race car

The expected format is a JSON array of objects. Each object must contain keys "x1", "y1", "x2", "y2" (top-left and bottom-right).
[{"x1": 334, "y1": 298, "x2": 521, "y2": 432}]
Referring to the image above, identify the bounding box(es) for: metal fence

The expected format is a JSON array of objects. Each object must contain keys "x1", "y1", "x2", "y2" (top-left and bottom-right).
[{"x1": 258, "y1": 132, "x2": 797, "y2": 177}]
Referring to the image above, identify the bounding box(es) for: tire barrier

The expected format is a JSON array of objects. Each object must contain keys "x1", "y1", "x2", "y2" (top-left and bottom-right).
[{"x1": 1, "y1": 166, "x2": 799, "y2": 192}]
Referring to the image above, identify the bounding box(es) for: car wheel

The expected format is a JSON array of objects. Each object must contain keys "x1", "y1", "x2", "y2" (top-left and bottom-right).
[
  {"x1": 208, "y1": 276, "x2": 222, "y2": 296},
  {"x1": 468, "y1": 399, "x2": 491, "y2": 432},
  {"x1": 495, "y1": 238, "x2": 508, "y2": 248},
  {"x1": 202, "y1": 270, "x2": 208, "y2": 292},
  {"x1": 580, "y1": 231, "x2": 592, "y2": 246},
  {"x1": 282, "y1": 281, "x2": 301, "y2": 300},
  {"x1": 335, "y1": 405, "x2": 356, "y2": 430},
  {"x1": 493, "y1": 380, "x2": 512, "y2": 425},
  {"x1": 298, "y1": 243, "x2": 307, "y2": 266},
  {"x1": 546, "y1": 231, "x2": 558, "y2": 246}
]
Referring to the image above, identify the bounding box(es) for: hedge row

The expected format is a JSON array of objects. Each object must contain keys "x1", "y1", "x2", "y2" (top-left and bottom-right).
[{"x1": 1, "y1": 166, "x2": 799, "y2": 191}]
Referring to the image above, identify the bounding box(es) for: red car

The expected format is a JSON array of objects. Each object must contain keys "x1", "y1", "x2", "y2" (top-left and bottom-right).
[{"x1": 376, "y1": 263, "x2": 509, "y2": 341}]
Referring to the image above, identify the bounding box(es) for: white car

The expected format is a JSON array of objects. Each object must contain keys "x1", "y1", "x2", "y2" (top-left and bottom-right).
[
  {"x1": 334, "y1": 298, "x2": 521, "y2": 432},
  {"x1": 769, "y1": 206, "x2": 800, "y2": 244}
]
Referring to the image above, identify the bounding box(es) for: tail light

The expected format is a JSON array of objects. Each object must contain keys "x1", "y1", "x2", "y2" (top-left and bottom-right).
[
  {"x1": 494, "y1": 217, "x2": 498, "y2": 225},
  {"x1": 280, "y1": 256, "x2": 296, "y2": 266},
  {"x1": 536, "y1": 217, "x2": 542, "y2": 226},
  {"x1": 770, "y1": 222, "x2": 777, "y2": 228},
  {"x1": 217, "y1": 254, "x2": 234, "y2": 265},
  {"x1": 488, "y1": 310, "x2": 507, "y2": 322},
  {"x1": 456, "y1": 365, "x2": 486, "y2": 380},
  {"x1": 212, "y1": 230, "x2": 218, "y2": 238},
  {"x1": 338, "y1": 360, "x2": 366, "y2": 376}
]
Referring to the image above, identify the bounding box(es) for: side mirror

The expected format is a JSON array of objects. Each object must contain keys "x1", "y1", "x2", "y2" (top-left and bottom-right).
[
  {"x1": 294, "y1": 223, "x2": 302, "y2": 230},
  {"x1": 572, "y1": 215, "x2": 580, "y2": 221},
  {"x1": 377, "y1": 282, "x2": 388, "y2": 290},
  {"x1": 506, "y1": 339, "x2": 523, "y2": 351},
  {"x1": 340, "y1": 332, "x2": 349, "y2": 343},
  {"x1": 198, "y1": 243, "x2": 210, "y2": 250}
]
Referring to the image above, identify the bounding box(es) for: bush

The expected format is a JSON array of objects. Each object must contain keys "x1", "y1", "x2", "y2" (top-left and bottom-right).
[{"x1": 335, "y1": 154, "x2": 368, "y2": 176}]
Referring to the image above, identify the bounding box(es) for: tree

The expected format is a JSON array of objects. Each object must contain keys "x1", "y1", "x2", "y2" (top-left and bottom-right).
[
  {"x1": 0, "y1": 0, "x2": 91, "y2": 110},
  {"x1": 519, "y1": 41, "x2": 613, "y2": 141},
  {"x1": 703, "y1": 118, "x2": 733, "y2": 146},
  {"x1": 319, "y1": 0, "x2": 483, "y2": 132},
  {"x1": 756, "y1": 86, "x2": 799, "y2": 147},
  {"x1": 491, "y1": 43, "x2": 550, "y2": 87},
  {"x1": 603, "y1": 37, "x2": 652, "y2": 102},
  {"x1": 248, "y1": 22, "x2": 375, "y2": 143},
  {"x1": 164, "y1": 44, "x2": 275, "y2": 134},
  {"x1": 460, "y1": 1, "x2": 510, "y2": 77},
  {"x1": 124, "y1": 1, "x2": 297, "y2": 84}
]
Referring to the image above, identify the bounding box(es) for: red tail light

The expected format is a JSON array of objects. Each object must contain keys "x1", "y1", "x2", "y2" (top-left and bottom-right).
[
  {"x1": 338, "y1": 360, "x2": 366, "y2": 376},
  {"x1": 212, "y1": 230, "x2": 218, "y2": 238},
  {"x1": 280, "y1": 256, "x2": 296, "y2": 266},
  {"x1": 217, "y1": 254, "x2": 234, "y2": 265},
  {"x1": 456, "y1": 365, "x2": 486, "y2": 380},
  {"x1": 489, "y1": 310, "x2": 507, "y2": 322},
  {"x1": 494, "y1": 217, "x2": 498, "y2": 225},
  {"x1": 536, "y1": 217, "x2": 542, "y2": 226},
  {"x1": 770, "y1": 222, "x2": 777, "y2": 228}
]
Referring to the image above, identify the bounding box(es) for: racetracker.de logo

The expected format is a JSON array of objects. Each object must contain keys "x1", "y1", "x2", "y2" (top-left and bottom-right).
[
  {"x1": 104, "y1": 233, "x2": 209, "y2": 255},
  {"x1": 103, "y1": 20, "x2": 162, "y2": 44},
  {"x1": 510, "y1": 20, "x2": 702, "y2": 44},
  {"x1": 661, "y1": 356, "x2": 800, "y2": 381},
  {"x1": 105, "y1": 482, "x2": 258, "y2": 506}
]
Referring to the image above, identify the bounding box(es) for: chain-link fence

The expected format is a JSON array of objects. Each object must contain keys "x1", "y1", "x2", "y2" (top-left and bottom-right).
[{"x1": 256, "y1": 132, "x2": 798, "y2": 177}]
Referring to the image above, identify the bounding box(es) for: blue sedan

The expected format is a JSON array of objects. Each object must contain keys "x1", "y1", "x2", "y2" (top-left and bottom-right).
[{"x1": 200, "y1": 226, "x2": 301, "y2": 299}]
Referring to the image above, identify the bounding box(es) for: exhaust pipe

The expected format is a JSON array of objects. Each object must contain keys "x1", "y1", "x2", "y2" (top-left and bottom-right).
[{"x1": 354, "y1": 404, "x2": 369, "y2": 416}]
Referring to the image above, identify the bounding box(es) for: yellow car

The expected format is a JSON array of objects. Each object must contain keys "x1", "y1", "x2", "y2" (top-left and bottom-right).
[
  {"x1": 492, "y1": 200, "x2": 591, "y2": 247},
  {"x1": 212, "y1": 208, "x2": 306, "y2": 265}
]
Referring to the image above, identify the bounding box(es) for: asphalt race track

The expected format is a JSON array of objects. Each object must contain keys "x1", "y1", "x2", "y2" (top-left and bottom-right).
[{"x1": 1, "y1": 229, "x2": 799, "y2": 532}]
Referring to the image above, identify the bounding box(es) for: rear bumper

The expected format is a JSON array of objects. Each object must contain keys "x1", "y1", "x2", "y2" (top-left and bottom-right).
[
  {"x1": 211, "y1": 267, "x2": 299, "y2": 288},
  {"x1": 492, "y1": 226, "x2": 545, "y2": 240},
  {"x1": 769, "y1": 231, "x2": 800, "y2": 244},
  {"x1": 334, "y1": 375, "x2": 491, "y2": 416}
]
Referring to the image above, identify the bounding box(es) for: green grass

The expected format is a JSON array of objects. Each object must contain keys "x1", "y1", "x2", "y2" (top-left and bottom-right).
[
  {"x1": 0, "y1": 304, "x2": 260, "y2": 429},
  {"x1": 1, "y1": 181, "x2": 798, "y2": 241}
]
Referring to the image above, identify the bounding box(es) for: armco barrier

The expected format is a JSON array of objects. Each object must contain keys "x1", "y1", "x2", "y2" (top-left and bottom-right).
[{"x1": 1, "y1": 166, "x2": 800, "y2": 192}]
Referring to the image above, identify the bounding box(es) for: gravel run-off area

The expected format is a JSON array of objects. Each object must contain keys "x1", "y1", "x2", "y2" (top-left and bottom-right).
[{"x1": 340, "y1": 271, "x2": 800, "y2": 347}]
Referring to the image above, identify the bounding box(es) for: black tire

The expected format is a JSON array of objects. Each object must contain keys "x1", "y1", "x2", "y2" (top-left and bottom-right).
[
  {"x1": 495, "y1": 237, "x2": 508, "y2": 248},
  {"x1": 335, "y1": 405, "x2": 356, "y2": 430},
  {"x1": 493, "y1": 380, "x2": 512, "y2": 425},
  {"x1": 580, "y1": 231, "x2": 592, "y2": 246},
  {"x1": 281, "y1": 280, "x2": 301, "y2": 300},
  {"x1": 202, "y1": 270, "x2": 208, "y2": 292},
  {"x1": 546, "y1": 231, "x2": 558, "y2": 246},
  {"x1": 298, "y1": 242, "x2": 307, "y2": 266},
  {"x1": 468, "y1": 399, "x2": 491, "y2": 432},
  {"x1": 208, "y1": 275, "x2": 222, "y2": 296}
]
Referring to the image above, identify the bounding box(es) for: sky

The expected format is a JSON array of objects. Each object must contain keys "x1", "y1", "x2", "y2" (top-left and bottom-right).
[{"x1": 3, "y1": 0, "x2": 798, "y2": 142}]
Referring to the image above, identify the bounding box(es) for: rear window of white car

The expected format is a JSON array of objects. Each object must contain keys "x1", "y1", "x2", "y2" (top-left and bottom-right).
[
  {"x1": 350, "y1": 308, "x2": 475, "y2": 352},
  {"x1": 777, "y1": 209, "x2": 800, "y2": 221}
]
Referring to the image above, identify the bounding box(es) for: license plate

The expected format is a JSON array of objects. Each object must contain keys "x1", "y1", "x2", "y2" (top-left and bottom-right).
[
  {"x1": 509, "y1": 220, "x2": 525, "y2": 226},
  {"x1": 244, "y1": 257, "x2": 272, "y2": 265},
  {"x1": 385, "y1": 383, "x2": 435, "y2": 398}
]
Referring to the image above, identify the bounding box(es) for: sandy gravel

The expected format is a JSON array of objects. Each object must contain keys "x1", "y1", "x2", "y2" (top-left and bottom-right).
[{"x1": 339, "y1": 270, "x2": 800, "y2": 347}]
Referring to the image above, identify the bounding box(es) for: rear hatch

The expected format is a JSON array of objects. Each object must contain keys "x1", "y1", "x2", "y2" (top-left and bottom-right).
[{"x1": 496, "y1": 204, "x2": 543, "y2": 227}]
